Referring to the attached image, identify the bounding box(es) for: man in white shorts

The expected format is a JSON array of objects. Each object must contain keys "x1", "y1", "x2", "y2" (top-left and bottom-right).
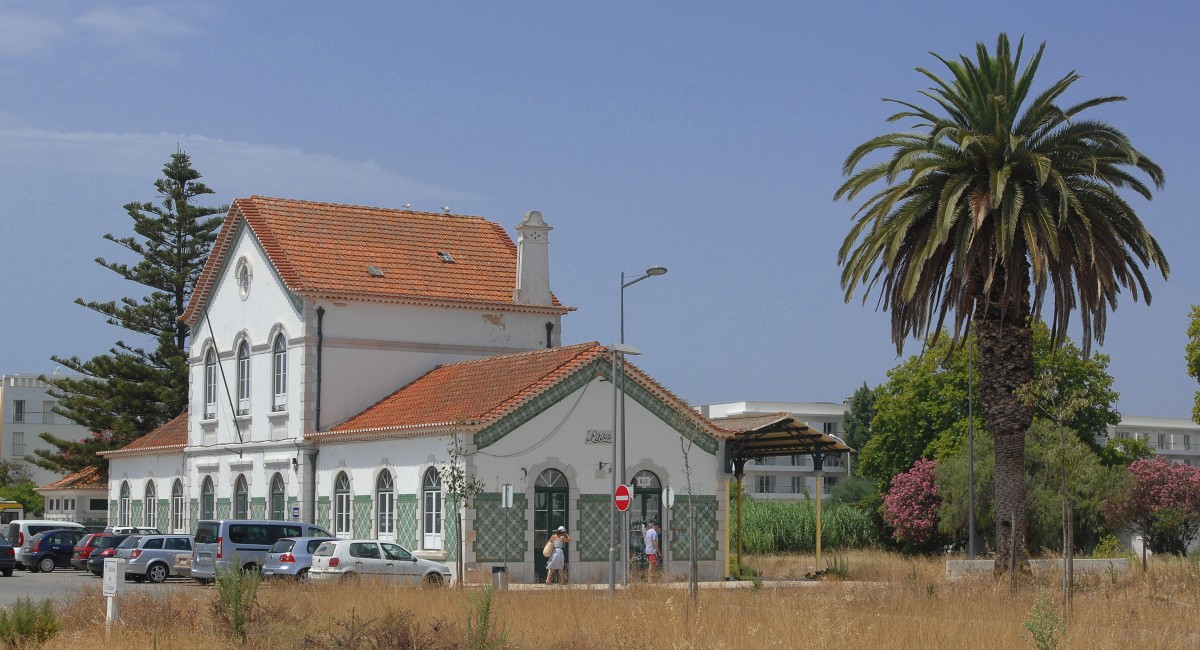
[{"x1": 644, "y1": 521, "x2": 661, "y2": 579}]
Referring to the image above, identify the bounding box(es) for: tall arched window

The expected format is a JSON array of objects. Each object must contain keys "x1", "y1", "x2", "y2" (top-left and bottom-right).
[
  {"x1": 119, "y1": 481, "x2": 131, "y2": 527},
  {"x1": 422, "y1": 468, "x2": 443, "y2": 550},
  {"x1": 376, "y1": 471, "x2": 395, "y2": 539},
  {"x1": 171, "y1": 480, "x2": 184, "y2": 532},
  {"x1": 201, "y1": 476, "x2": 215, "y2": 520},
  {"x1": 272, "y1": 334, "x2": 287, "y2": 411},
  {"x1": 270, "y1": 473, "x2": 286, "y2": 521},
  {"x1": 234, "y1": 475, "x2": 249, "y2": 519},
  {"x1": 236, "y1": 341, "x2": 251, "y2": 415},
  {"x1": 334, "y1": 472, "x2": 351, "y2": 537},
  {"x1": 204, "y1": 348, "x2": 217, "y2": 419},
  {"x1": 144, "y1": 481, "x2": 158, "y2": 529}
]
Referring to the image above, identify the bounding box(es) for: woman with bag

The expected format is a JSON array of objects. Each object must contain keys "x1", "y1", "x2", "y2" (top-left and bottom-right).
[{"x1": 545, "y1": 526, "x2": 571, "y2": 585}]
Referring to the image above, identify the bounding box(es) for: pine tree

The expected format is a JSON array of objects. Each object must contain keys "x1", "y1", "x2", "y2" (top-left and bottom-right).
[{"x1": 31, "y1": 150, "x2": 225, "y2": 474}]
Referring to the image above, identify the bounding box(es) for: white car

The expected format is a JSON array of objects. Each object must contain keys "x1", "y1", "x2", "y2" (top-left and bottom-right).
[{"x1": 309, "y1": 540, "x2": 450, "y2": 586}]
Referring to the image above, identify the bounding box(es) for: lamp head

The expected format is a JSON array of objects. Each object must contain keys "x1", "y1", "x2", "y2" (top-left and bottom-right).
[{"x1": 645, "y1": 266, "x2": 667, "y2": 276}]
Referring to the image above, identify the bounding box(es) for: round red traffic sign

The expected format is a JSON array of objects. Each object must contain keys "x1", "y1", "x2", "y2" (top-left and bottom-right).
[{"x1": 614, "y1": 484, "x2": 632, "y2": 512}]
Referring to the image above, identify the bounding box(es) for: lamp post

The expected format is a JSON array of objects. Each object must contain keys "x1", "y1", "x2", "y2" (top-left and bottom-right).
[
  {"x1": 617, "y1": 266, "x2": 666, "y2": 586},
  {"x1": 609, "y1": 342, "x2": 641, "y2": 596}
]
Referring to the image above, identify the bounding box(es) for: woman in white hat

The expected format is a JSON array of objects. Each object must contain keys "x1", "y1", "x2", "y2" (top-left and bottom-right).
[{"x1": 545, "y1": 525, "x2": 572, "y2": 585}]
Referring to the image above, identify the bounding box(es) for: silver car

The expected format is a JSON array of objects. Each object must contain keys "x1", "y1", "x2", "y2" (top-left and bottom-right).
[
  {"x1": 309, "y1": 540, "x2": 450, "y2": 586},
  {"x1": 263, "y1": 536, "x2": 335, "y2": 581},
  {"x1": 115, "y1": 534, "x2": 194, "y2": 583}
]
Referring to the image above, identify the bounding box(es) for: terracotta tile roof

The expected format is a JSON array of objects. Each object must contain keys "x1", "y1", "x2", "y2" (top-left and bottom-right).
[
  {"x1": 182, "y1": 197, "x2": 570, "y2": 324},
  {"x1": 316, "y1": 342, "x2": 728, "y2": 442},
  {"x1": 100, "y1": 411, "x2": 189, "y2": 458},
  {"x1": 37, "y1": 466, "x2": 106, "y2": 491}
]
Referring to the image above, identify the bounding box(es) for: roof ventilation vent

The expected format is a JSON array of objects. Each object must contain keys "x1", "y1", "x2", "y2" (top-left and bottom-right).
[
  {"x1": 367, "y1": 265, "x2": 385, "y2": 277},
  {"x1": 437, "y1": 252, "x2": 455, "y2": 263}
]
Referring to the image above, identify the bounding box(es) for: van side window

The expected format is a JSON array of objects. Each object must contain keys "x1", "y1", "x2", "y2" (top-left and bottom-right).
[
  {"x1": 311, "y1": 526, "x2": 333, "y2": 538},
  {"x1": 272, "y1": 524, "x2": 303, "y2": 539}
]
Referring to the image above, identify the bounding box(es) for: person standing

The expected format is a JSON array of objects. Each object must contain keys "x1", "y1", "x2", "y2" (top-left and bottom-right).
[
  {"x1": 546, "y1": 526, "x2": 571, "y2": 585},
  {"x1": 644, "y1": 521, "x2": 661, "y2": 579}
]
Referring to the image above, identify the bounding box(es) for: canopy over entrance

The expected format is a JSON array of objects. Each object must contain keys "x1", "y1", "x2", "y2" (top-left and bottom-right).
[
  {"x1": 710, "y1": 412, "x2": 855, "y2": 577},
  {"x1": 715, "y1": 412, "x2": 853, "y2": 477}
]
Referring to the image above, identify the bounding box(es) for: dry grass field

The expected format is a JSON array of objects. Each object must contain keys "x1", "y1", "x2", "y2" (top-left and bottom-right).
[{"x1": 32, "y1": 551, "x2": 1200, "y2": 649}]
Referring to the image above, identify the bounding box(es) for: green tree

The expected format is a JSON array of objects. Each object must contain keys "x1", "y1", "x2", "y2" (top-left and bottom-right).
[
  {"x1": 937, "y1": 421, "x2": 1125, "y2": 553},
  {"x1": 842, "y1": 382, "x2": 881, "y2": 456},
  {"x1": 836, "y1": 34, "x2": 1166, "y2": 575},
  {"x1": 0, "y1": 481, "x2": 43, "y2": 518},
  {"x1": 0, "y1": 459, "x2": 32, "y2": 488},
  {"x1": 34, "y1": 150, "x2": 225, "y2": 474},
  {"x1": 1187, "y1": 305, "x2": 1200, "y2": 423}
]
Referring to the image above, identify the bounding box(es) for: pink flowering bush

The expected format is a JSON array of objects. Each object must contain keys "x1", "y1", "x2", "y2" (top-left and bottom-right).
[
  {"x1": 1104, "y1": 459, "x2": 1200, "y2": 555},
  {"x1": 883, "y1": 459, "x2": 942, "y2": 550}
]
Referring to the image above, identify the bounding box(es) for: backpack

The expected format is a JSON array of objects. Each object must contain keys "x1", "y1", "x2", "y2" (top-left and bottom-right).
[{"x1": 543, "y1": 539, "x2": 554, "y2": 558}]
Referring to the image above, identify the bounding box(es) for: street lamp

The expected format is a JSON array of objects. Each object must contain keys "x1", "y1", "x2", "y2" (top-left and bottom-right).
[
  {"x1": 609, "y1": 342, "x2": 641, "y2": 596},
  {"x1": 617, "y1": 266, "x2": 666, "y2": 586}
]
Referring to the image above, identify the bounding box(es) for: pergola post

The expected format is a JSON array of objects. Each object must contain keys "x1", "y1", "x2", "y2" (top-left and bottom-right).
[{"x1": 733, "y1": 458, "x2": 746, "y2": 576}]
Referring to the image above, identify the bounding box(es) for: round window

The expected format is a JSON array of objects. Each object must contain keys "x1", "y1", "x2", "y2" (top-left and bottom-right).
[{"x1": 235, "y1": 258, "x2": 252, "y2": 300}]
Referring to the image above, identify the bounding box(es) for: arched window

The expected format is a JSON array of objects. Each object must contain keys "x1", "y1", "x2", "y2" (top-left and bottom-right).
[
  {"x1": 119, "y1": 481, "x2": 131, "y2": 527},
  {"x1": 171, "y1": 480, "x2": 184, "y2": 532},
  {"x1": 204, "y1": 348, "x2": 217, "y2": 419},
  {"x1": 236, "y1": 341, "x2": 251, "y2": 415},
  {"x1": 376, "y1": 471, "x2": 395, "y2": 538},
  {"x1": 201, "y1": 476, "x2": 215, "y2": 520},
  {"x1": 270, "y1": 473, "x2": 286, "y2": 521},
  {"x1": 144, "y1": 481, "x2": 158, "y2": 529},
  {"x1": 422, "y1": 468, "x2": 443, "y2": 550},
  {"x1": 234, "y1": 475, "x2": 249, "y2": 519},
  {"x1": 272, "y1": 334, "x2": 287, "y2": 411},
  {"x1": 334, "y1": 472, "x2": 351, "y2": 537}
]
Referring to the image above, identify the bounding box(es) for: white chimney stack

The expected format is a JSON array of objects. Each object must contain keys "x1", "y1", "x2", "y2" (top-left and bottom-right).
[{"x1": 513, "y1": 210, "x2": 553, "y2": 306}]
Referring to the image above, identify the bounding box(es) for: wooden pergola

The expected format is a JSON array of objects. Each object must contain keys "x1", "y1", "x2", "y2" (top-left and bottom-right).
[{"x1": 711, "y1": 412, "x2": 855, "y2": 574}]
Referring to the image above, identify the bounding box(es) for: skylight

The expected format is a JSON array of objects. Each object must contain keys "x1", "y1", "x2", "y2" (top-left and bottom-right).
[
  {"x1": 367, "y1": 265, "x2": 385, "y2": 277},
  {"x1": 437, "y1": 252, "x2": 455, "y2": 263}
]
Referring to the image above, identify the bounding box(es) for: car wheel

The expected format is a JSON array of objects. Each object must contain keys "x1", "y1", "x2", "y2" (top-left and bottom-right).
[
  {"x1": 422, "y1": 572, "x2": 445, "y2": 587},
  {"x1": 38, "y1": 557, "x2": 56, "y2": 573},
  {"x1": 147, "y1": 563, "x2": 169, "y2": 584},
  {"x1": 296, "y1": 568, "x2": 309, "y2": 582},
  {"x1": 1, "y1": 568, "x2": 12, "y2": 577},
  {"x1": 91, "y1": 569, "x2": 103, "y2": 576},
  {"x1": 340, "y1": 572, "x2": 359, "y2": 584},
  {"x1": 242, "y1": 563, "x2": 261, "y2": 578}
]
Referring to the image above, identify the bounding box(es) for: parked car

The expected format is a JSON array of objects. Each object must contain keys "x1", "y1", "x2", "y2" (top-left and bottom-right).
[
  {"x1": 6, "y1": 520, "x2": 85, "y2": 569},
  {"x1": 22, "y1": 528, "x2": 88, "y2": 573},
  {"x1": 309, "y1": 539, "x2": 450, "y2": 586},
  {"x1": 114, "y1": 534, "x2": 194, "y2": 583},
  {"x1": 191, "y1": 520, "x2": 333, "y2": 583},
  {"x1": 110, "y1": 526, "x2": 161, "y2": 535},
  {"x1": 72, "y1": 533, "x2": 107, "y2": 571},
  {"x1": 262, "y1": 536, "x2": 336, "y2": 581},
  {"x1": 85, "y1": 534, "x2": 132, "y2": 576},
  {"x1": 0, "y1": 536, "x2": 15, "y2": 577}
]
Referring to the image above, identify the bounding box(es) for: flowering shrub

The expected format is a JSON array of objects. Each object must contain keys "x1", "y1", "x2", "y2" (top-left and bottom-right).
[
  {"x1": 883, "y1": 459, "x2": 942, "y2": 549},
  {"x1": 1104, "y1": 459, "x2": 1200, "y2": 555}
]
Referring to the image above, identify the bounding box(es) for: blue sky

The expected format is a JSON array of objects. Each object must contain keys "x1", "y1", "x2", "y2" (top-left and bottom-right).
[{"x1": 2, "y1": 2, "x2": 1197, "y2": 418}]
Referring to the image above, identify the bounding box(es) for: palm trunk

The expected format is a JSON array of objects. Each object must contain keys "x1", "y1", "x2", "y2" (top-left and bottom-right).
[{"x1": 974, "y1": 258, "x2": 1034, "y2": 578}]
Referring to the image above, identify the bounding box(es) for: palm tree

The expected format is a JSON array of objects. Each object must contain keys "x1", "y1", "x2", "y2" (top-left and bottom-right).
[{"x1": 835, "y1": 34, "x2": 1167, "y2": 576}]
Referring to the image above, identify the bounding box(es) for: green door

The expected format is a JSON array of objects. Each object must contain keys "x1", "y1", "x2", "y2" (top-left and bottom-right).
[
  {"x1": 533, "y1": 469, "x2": 569, "y2": 582},
  {"x1": 630, "y1": 470, "x2": 663, "y2": 573}
]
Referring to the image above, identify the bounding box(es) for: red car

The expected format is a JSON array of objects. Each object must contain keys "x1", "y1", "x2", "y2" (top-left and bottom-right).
[{"x1": 72, "y1": 533, "x2": 109, "y2": 571}]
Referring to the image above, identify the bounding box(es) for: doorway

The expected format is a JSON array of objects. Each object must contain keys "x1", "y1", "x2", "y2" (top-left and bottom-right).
[
  {"x1": 533, "y1": 469, "x2": 569, "y2": 582},
  {"x1": 629, "y1": 470, "x2": 663, "y2": 574}
]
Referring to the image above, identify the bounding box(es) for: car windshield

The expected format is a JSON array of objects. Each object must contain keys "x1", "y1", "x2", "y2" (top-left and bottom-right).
[
  {"x1": 194, "y1": 522, "x2": 219, "y2": 544},
  {"x1": 313, "y1": 542, "x2": 335, "y2": 557},
  {"x1": 117, "y1": 536, "x2": 141, "y2": 549},
  {"x1": 269, "y1": 539, "x2": 295, "y2": 553}
]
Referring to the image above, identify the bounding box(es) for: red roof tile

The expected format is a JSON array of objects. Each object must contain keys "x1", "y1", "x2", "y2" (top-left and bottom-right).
[
  {"x1": 182, "y1": 197, "x2": 570, "y2": 324},
  {"x1": 37, "y1": 466, "x2": 106, "y2": 491},
  {"x1": 100, "y1": 411, "x2": 188, "y2": 458},
  {"x1": 316, "y1": 342, "x2": 728, "y2": 442}
]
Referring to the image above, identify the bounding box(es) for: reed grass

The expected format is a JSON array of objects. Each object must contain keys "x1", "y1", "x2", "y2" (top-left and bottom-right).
[
  {"x1": 736, "y1": 498, "x2": 879, "y2": 553},
  {"x1": 37, "y1": 550, "x2": 1200, "y2": 649}
]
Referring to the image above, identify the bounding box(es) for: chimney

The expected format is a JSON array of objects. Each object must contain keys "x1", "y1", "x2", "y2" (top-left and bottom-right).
[{"x1": 513, "y1": 210, "x2": 553, "y2": 305}]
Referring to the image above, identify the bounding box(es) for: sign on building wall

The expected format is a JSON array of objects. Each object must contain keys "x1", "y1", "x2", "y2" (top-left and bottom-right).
[{"x1": 585, "y1": 430, "x2": 613, "y2": 445}]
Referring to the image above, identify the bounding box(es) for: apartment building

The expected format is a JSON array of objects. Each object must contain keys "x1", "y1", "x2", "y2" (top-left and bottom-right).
[{"x1": 0, "y1": 373, "x2": 91, "y2": 486}]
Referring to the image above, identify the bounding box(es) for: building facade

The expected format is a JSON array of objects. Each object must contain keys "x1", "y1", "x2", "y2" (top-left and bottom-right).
[
  {"x1": 0, "y1": 373, "x2": 91, "y2": 487},
  {"x1": 103, "y1": 198, "x2": 732, "y2": 584}
]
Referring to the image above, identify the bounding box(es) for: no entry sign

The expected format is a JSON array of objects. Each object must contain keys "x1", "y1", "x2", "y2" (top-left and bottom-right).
[{"x1": 614, "y1": 483, "x2": 632, "y2": 512}]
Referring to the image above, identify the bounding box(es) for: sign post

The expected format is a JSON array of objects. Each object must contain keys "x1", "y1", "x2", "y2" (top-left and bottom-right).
[
  {"x1": 501, "y1": 483, "x2": 513, "y2": 572},
  {"x1": 102, "y1": 557, "x2": 126, "y2": 638},
  {"x1": 614, "y1": 483, "x2": 631, "y2": 512}
]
